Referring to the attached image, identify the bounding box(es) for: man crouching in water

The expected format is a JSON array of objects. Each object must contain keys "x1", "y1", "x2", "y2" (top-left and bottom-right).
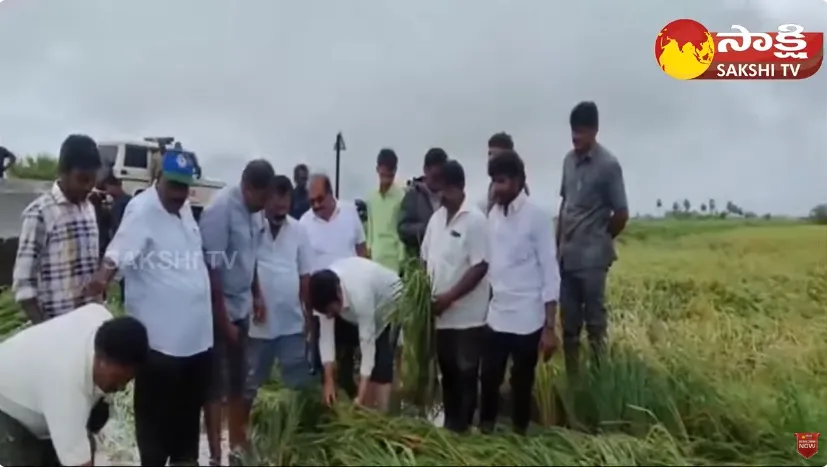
[{"x1": 0, "y1": 304, "x2": 148, "y2": 466}]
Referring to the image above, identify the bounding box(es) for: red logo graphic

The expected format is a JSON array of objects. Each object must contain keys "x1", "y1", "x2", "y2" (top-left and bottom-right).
[
  {"x1": 796, "y1": 432, "x2": 820, "y2": 459},
  {"x1": 656, "y1": 19, "x2": 823, "y2": 80}
]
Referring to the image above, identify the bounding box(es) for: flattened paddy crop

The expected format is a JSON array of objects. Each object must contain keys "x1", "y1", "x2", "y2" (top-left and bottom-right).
[{"x1": 1, "y1": 220, "x2": 824, "y2": 465}]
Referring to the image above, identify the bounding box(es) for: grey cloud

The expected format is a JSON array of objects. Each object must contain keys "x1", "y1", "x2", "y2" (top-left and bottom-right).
[{"x1": 0, "y1": 0, "x2": 824, "y2": 214}]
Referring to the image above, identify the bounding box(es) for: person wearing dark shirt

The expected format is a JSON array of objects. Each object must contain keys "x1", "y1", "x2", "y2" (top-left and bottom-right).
[
  {"x1": 103, "y1": 175, "x2": 132, "y2": 303},
  {"x1": 290, "y1": 164, "x2": 310, "y2": 219},
  {"x1": 0, "y1": 147, "x2": 17, "y2": 179},
  {"x1": 103, "y1": 175, "x2": 132, "y2": 236}
]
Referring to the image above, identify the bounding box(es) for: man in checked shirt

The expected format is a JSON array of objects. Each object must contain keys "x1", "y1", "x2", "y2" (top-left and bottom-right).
[{"x1": 12, "y1": 134, "x2": 103, "y2": 323}]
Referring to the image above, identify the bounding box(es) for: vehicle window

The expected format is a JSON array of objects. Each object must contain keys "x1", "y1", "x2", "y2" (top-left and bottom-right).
[{"x1": 124, "y1": 145, "x2": 148, "y2": 169}]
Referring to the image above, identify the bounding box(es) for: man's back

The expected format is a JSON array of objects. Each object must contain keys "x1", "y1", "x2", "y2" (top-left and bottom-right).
[{"x1": 0, "y1": 304, "x2": 110, "y2": 431}]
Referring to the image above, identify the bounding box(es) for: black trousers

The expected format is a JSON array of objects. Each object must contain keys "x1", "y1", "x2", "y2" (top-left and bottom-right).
[
  {"x1": 134, "y1": 348, "x2": 213, "y2": 466},
  {"x1": 436, "y1": 326, "x2": 484, "y2": 433},
  {"x1": 479, "y1": 327, "x2": 542, "y2": 433}
]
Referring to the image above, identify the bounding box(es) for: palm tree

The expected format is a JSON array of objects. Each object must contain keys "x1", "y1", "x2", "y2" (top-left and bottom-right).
[
  {"x1": 656, "y1": 198, "x2": 662, "y2": 209},
  {"x1": 708, "y1": 198, "x2": 716, "y2": 214},
  {"x1": 672, "y1": 201, "x2": 680, "y2": 213},
  {"x1": 683, "y1": 199, "x2": 691, "y2": 212},
  {"x1": 700, "y1": 203, "x2": 707, "y2": 212}
]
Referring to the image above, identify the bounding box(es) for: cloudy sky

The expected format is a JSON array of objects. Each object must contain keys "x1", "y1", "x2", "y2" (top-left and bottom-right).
[{"x1": 0, "y1": 0, "x2": 824, "y2": 215}]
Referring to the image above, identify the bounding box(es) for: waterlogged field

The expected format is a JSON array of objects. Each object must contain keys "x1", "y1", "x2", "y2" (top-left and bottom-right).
[{"x1": 1, "y1": 219, "x2": 825, "y2": 465}]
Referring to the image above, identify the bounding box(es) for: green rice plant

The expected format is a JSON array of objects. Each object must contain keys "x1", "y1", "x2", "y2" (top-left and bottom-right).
[{"x1": 388, "y1": 259, "x2": 439, "y2": 411}]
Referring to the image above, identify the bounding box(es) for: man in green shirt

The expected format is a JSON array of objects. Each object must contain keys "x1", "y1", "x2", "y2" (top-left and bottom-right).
[{"x1": 366, "y1": 149, "x2": 405, "y2": 273}]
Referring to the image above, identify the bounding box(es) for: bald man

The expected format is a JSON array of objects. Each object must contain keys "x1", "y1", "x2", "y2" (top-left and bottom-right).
[{"x1": 298, "y1": 174, "x2": 368, "y2": 396}]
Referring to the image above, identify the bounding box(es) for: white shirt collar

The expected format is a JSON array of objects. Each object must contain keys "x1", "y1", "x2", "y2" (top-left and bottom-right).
[{"x1": 494, "y1": 191, "x2": 528, "y2": 217}]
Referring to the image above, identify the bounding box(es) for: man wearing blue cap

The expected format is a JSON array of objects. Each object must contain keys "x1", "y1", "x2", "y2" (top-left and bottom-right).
[{"x1": 84, "y1": 150, "x2": 214, "y2": 466}]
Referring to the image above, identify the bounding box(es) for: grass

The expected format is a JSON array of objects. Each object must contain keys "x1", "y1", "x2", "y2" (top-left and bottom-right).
[{"x1": 1, "y1": 219, "x2": 825, "y2": 465}]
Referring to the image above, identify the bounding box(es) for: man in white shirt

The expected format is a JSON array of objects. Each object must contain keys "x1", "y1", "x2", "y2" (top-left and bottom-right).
[
  {"x1": 299, "y1": 174, "x2": 368, "y2": 394},
  {"x1": 0, "y1": 304, "x2": 149, "y2": 467},
  {"x1": 242, "y1": 176, "x2": 313, "y2": 448},
  {"x1": 480, "y1": 150, "x2": 560, "y2": 435},
  {"x1": 308, "y1": 257, "x2": 401, "y2": 411},
  {"x1": 420, "y1": 160, "x2": 490, "y2": 433},
  {"x1": 84, "y1": 152, "x2": 214, "y2": 466}
]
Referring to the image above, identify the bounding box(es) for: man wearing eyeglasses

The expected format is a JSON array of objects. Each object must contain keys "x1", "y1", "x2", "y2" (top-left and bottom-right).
[{"x1": 298, "y1": 174, "x2": 368, "y2": 394}]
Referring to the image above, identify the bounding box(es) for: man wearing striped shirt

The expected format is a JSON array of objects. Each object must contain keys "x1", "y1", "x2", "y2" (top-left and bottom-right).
[{"x1": 12, "y1": 135, "x2": 102, "y2": 323}]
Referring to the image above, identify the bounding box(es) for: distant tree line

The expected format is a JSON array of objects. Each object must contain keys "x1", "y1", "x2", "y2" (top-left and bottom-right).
[
  {"x1": 656, "y1": 197, "x2": 826, "y2": 224},
  {"x1": 6, "y1": 153, "x2": 58, "y2": 181}
]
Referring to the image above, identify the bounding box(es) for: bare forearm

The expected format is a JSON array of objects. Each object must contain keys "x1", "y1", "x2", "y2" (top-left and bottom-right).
[
  {"x1": 444, "y1": 263, "x2": 488, "y2": 304},
  {"x1": 556, "y1": 203, "x2": 564, "y2": 247},
  {"x1": 20, "y1": 299, "x2": 45, "y2": 324},
  {"x1": 544, "y1": 301, "x2": 558, "y2": 328},
  {"x1": 609, "y1": 210, "x2": 629, "y2": 238},
  {"x1": 324, "y1": 362, "x2": 336, "y2": 386},
  {"x1": 208, "y1": 269, "x2": 232, "y2": 332},
  {"x1": 251, "y1": 268, "x2": 262, "y2": 299}
]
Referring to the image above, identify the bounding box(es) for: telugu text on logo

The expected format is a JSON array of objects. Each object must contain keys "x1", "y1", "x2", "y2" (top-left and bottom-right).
[{"x1": 655, "y1": 20, "x2": 824, "y2": 81}]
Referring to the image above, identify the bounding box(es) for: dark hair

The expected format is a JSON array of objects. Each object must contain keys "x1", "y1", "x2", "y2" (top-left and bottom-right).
[
  {"x1": 376, "y1": 148, "x2": 398, "y2": 171},
  {"x1": 103, "y1": 174, "x2": 122, "y2": 186},
  {"x1": 488, "y1": 132, "x2": 514, "y2": 150},
  {"x1": 488, "y1": 150, "x2": 526, "y2": 185},
  {"x1": 0, "y1": 146, "x2": 15, "y2": 159},
  {"x1": 94, "y1": 316, "x2": 149, "y2": 367},
  {"x1": 570, "y1": 101, "x2": 599, "y2": 129},
  {"x1": 241, "y1": 159, "x2": 276, "y2": 190},
  {"x1": 272, "y1": 174, "x2": 293, "y2": 196},
  {"x1": 442, "y1": 159, "x2": 465, "y2": 190},
  {"x1": 58, "y1": 134, "x2": 101, "y2": 174},
  {"x1": 310, "y1": 173, "x2": 333, "y2": 194},
  {"x1": 294, "y1": 164, "x2": 308, "y2": 176},
  {"x1": 309, "y1": 269, "x2": 341, "y2": 314},
  {"x1": 423, "y1": 148, "x2": 448, "y2": 169}
]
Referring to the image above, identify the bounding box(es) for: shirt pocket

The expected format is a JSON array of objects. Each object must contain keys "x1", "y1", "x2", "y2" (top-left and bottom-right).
[{"x1": 437, "y1": 230, "x2": 466, "y2": 266}]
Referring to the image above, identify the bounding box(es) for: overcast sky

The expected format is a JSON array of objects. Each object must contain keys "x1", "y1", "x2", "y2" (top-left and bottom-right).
[{"x1": 0, "y1": 0, "x2": 824, "y2": 215}]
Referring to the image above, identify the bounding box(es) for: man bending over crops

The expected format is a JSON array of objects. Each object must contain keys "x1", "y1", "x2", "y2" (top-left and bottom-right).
[
  {"x1": 420, "y1": 159, "x2": 490, "y2": 433},
  {"x1": 200, "y1": 159, "x2": 275, "y2": 465},
  {"x1": 300, "y1": 174, "x2": 368, "y2": 393},
  {"x1": 84, "y1": 152, "x2": 214, "y2": 466},
  {"x1": 309, "y1": 256, "x2": 402, "y2": 411},
  {"x1": 480, "y1": 150, "x2": 560, "y2": 435},
  {"x1": 12, "y1": 135, "x2": 102, "y2": 323},
  {"x1": 0, "y1": 304, "x2": 148, "y2": 467},
  {"x1": 556, "y1": 101, "x2": 628, "y2": 375}
]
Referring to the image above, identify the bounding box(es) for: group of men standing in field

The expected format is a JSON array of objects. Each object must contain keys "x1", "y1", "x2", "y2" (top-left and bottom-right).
[{"x1": 0, "y1": 100, "x2": 628, "y2": 467}]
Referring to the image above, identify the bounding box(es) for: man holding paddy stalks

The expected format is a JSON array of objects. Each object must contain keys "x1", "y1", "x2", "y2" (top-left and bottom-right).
[
  {"x1": 308, "y1": 256, "x2": 402, "y2": 411},
  {"x1": 420, "y1": 159, "x2": 490, "y2": 433},
  {"x1": 480, "y1": 150, "x2": 560, "y2": 435}
]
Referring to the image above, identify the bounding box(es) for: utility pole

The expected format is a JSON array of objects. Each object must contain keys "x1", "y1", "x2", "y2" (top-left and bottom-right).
[{"x1": 334, "y1": 132, "x2": 346, "y2": 198}]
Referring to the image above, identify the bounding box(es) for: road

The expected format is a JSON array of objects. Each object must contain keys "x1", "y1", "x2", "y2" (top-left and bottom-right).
[{"x1": 0, "y1": 179, "x2": 50, "y2": 238}]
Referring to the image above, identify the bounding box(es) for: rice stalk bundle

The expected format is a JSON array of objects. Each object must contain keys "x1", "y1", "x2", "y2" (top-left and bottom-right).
[
  {"x1": 387, "y1": 259, "x2": 438, "y2": 411},
  {"x1": 0, "y1": 288, "x2": 28, "y2": 340},
  {"x1": 533, "y1": 360, "x2": 559, "y2": 427}
]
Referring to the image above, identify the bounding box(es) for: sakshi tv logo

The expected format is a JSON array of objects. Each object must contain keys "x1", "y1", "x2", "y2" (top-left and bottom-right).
[{"x1": 655, "y1": 19, "x2": 824, "y2": 80}]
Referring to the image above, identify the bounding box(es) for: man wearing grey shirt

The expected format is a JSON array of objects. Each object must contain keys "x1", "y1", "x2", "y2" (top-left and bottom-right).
[
  {"x1": 199, "y1": 159, "x2": 275, "y2": 466},
  {"x1": 556, "y1": 101, "x2": 628, "y2": 376}
]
